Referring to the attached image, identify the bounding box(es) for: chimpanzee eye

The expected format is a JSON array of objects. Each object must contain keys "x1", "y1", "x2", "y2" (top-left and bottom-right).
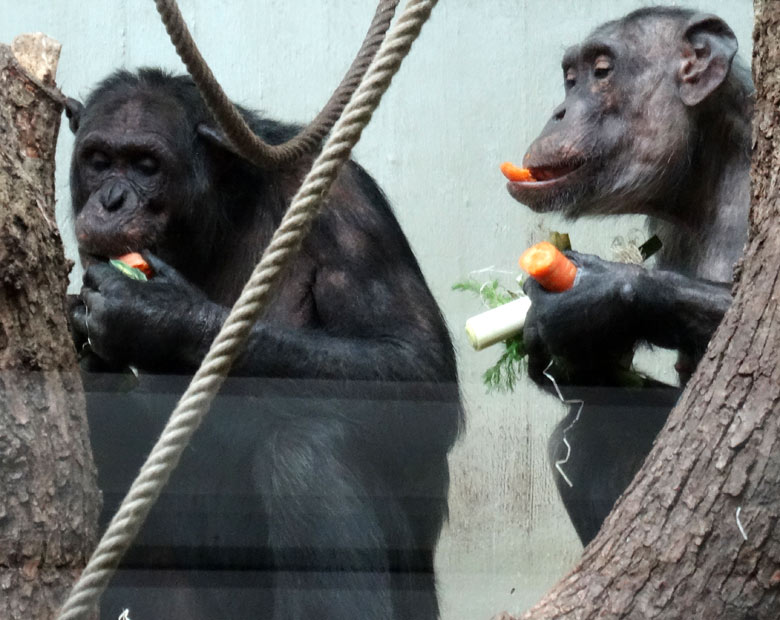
[
  {"x1": 593, "y1": 56, "x2": 613, "y2": 79},
  {"x1": 564, "y1": 67, "x2": 577, "y2": 89},
  {"x1": 87, "y1": 150, "x2": 110, "y2": 172},
  {"x1": 135, "y1": 156, "x2": 160, "y2": 176}
]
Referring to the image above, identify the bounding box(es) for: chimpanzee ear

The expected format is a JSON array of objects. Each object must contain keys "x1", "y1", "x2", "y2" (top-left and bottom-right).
[
  {"x1": 196, "y1": 123, "x2": 242, "y2": 159},
  {"x1": 678, "y1": 15, "x2": 738, "y2": 107},
  {"x1": 63, "y1": 97, "x2": 84, "y2": 134}
]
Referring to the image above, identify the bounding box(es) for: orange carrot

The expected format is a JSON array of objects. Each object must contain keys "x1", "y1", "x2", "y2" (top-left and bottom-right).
[
  {"x1": 518, "y1": 241, "x2": 577, "y2": 292},
  {"x1": 500, "y1": 161, "x2": 536, "y2": 182},
  {"x1": 115, "y1": 252, "x2": 153, "y2": 278}
]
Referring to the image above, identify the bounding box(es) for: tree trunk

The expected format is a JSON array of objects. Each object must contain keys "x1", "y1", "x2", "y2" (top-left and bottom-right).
[
  {"x1": 0, "y1": 36, "x2": 100, "y2": 619},
  {"x1": 517, "y1": 4, "x2": 780, "y2": 619}
]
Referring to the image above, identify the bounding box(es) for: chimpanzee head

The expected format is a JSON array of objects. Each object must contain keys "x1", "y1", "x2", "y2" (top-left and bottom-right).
[
  {"x1": 66, "y1": 69, "x2": 247, "y2": 278},
  {"x1": 506, "y1": 7, "x2": 750, "y2": 221}
]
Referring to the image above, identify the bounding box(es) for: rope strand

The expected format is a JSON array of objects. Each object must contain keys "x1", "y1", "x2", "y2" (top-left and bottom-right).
[
  {"x1": 153, "y1": 0, "x2": 400, "y2": 168},
  {"x1": 57, "y1": 2, "x2": 437, "y2": 618}
]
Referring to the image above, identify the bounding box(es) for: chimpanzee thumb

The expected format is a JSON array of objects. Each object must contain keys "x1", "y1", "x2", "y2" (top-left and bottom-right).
[
  {"x1": 67, "y1": 294, "x2": 88, "y2": 346},
  {"x1": 522, "y1": 274, "x2": 542, "y2": 300}
]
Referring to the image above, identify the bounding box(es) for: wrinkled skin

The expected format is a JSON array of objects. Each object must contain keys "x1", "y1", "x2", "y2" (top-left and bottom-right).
[
  {"x1": 512, "y1": 8, "x2": 751, "y2": 384},
  {"x1": 505, "y1": 7, "x2": 752, "y2": 548},
  {"x1": 508, "y1": 10, "x2": 745, "y2": 224}
]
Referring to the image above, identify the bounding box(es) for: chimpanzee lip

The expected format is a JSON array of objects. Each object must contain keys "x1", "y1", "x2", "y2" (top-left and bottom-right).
[
  {"x1": 78, "y1": 251, "x2": 114, "y2": 270},
  {"x1": 78, "y1": 239, "x2": 140, "y2": 264},
  {"x1": 76, "y1": 223, "x2": 155, "y2": 262},
  {"x1": 528, "y1": 160, "x2": 585, "y2": 181},
  {"x1": 505, "y1": 159, "x2": 587, "y2": 207}
]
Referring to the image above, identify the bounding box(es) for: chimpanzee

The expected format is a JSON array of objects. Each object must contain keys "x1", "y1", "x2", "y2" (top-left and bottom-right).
[
  {"x1": 505, "y1": 7, "x2": 752, "y2": 545},
  {"x1": 65, "y1": 68, "x2": 461, "y2": 619}
]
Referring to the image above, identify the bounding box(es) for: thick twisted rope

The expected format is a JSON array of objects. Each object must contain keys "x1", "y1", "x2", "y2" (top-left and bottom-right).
[
  {"x1": 57, "y1": 1, "x2": 438, "y2": 618},
  {"x1": 154, "y1": 0, "x2": 400, "y2": 168}
]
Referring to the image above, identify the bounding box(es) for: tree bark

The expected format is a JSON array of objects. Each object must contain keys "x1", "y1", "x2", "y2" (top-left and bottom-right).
[
  {"x1": 516, "y1": 4, "x2": 780, "y2": 619},
  {"x1": 0, "y1": 36, "x2": 100, "y2": 619}
]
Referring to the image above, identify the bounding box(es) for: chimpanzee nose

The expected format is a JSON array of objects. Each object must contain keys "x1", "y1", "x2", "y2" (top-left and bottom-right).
[
  {"x1": 552, "y1": 104, "x2": 566, "y2": 121},
  {"x1": 102, "y1": 183, "x2": 126, "y2": 211}
]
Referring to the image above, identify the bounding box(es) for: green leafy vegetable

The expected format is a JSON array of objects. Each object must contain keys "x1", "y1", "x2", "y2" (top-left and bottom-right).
[
  {"x1": 453, "y1": 278, "x2": 526, "y2": 392},
  {"x1": 452, "y1": 278, "x2": 517, "y2": 308},
  {"x1": 481, "y1": 336, "x2": 526, "y2": 393},
  {"x1": 110, "y1": 259, "x2": 148, "y2": 281}
]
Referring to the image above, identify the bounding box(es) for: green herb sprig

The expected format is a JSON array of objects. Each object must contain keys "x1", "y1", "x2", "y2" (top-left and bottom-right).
[{"x1": 453, "y1": 278, "x2": 527, "y2": 392}]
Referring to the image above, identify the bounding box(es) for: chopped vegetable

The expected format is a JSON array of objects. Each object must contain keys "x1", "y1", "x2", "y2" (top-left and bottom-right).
[
  {"x1": 500, "y1": 161, "x2": 536, "y2": 182},
  {"x1": 465, "y1": 296, "x2": 531, "y2": 350},
  {"x1": 115, "y1": 252, "x2": 153, "y2": 277},
  {"x1": 518, "y1": 241, "x2": 577, "y2": 292},
  {"x1": 110, "y1": 252, "x2": 153, "y2": 281}
]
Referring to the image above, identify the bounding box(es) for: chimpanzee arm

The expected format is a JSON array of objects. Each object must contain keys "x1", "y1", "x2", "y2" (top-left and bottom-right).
[
  {"x1": 223, "y1": 209, "x2": 456, "y2": 382},
  {"x1": 71, "y1": 203, "x2": 456, "y2": 383},
  {"x1": 223, "y1": 285, "x2": 454, "y2": 382},
  {"x1": 523, "y1": 252, "x2": 731, "y2": 383},
  {"x1": 635, "y1": 268, "x2": 732, "y2": 359}
]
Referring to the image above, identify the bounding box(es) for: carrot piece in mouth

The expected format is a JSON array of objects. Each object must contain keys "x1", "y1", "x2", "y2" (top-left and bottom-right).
[
  {"x1": 500, "y1": 161, "x2": 536, "y2": 182},
  {"x1": 114, "y1": 252, "x2": 153, "y2": 278}
]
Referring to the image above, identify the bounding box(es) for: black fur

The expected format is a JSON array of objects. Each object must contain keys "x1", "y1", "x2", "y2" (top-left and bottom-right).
[
  {"x1": 508, "y1": 8, "x2": 752, "y2": 545},
  {"x1": 69, "y1": 68, "x2": 461, "y2": 619}
]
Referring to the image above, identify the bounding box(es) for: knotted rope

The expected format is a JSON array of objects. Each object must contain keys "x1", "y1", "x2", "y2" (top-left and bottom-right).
[{"x1": 57, "y1": 1, "x2": 438, "y2": 618}]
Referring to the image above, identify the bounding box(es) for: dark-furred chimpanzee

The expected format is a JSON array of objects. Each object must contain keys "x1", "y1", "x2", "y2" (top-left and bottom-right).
[
  {"x1": 505, "y1": 7, "x2": 752, "y2": 545},
  {"x1": 65, "y1": 68, "x2": 460, "y2": 619}
]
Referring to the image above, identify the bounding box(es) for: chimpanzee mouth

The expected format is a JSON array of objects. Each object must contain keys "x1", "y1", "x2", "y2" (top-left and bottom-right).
[
  {"x1": 80, "y1": 252, "x2": 103, "y2": 267},
  {"x1": 76, "y1": 225, "x2": 156, "y2": 264},
  {"x1": 78, "y1": 244, "x2": 148, "y2": 268},
  {"x1": 528, "y1": 161, "x2": 584, "y2": 182},
  {"x1": 506, "y1": 159, "x2": 587, "y2": 209}
]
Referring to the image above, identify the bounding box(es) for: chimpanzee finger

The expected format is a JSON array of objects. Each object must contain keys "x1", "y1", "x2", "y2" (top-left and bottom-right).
[
  {"x1": 563, "y1": 250, "x2": 609, "y2": 273},
  {"x1": 522, "y1": 274, "x2": 545, "y2": 303},
  {"x1": 66, "y1": 293, "x2": 85, "y2": 316},
  {"x1": 82, "y1": 288, "x2": 106, "y2": 320},
  {"x1": 83, "y1": 262, "x2": 122, "y2": 291},
  {"x1": 141, "y1": 251, "x2": 189, "y2": 285},
  {"x1": 68, "y1": 298, "x2": 88, "y2": 340}
]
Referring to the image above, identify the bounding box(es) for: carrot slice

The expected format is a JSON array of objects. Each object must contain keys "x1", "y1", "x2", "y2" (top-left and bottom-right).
[
  {"x1": 500, "y1": 161, "x2": 536, "y2": 182},
  {"x1": 518, "y1": 241, "x2": 577, "y2": 292},
  {"x1": 115, "y1": 252, "x2": 153, "y2": 278}
]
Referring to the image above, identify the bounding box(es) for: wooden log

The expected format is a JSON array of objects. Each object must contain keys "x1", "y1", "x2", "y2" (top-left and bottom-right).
[{"x1": 0, "y1": 34, "x2": 100, "y2": 620}]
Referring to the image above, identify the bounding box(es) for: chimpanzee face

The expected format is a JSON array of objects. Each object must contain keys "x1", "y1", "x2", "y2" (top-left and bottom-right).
[
  {"x1": 70, "y1": 95, "x2": 194, "y2": 266},
  {"x1": 506, "y1": 13, "x2": 737, "y2": 220}
]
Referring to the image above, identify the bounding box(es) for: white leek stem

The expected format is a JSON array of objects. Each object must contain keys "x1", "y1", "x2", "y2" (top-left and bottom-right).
[{"x1": 465, "y1": 297, "x2": 531, "y2": 351}]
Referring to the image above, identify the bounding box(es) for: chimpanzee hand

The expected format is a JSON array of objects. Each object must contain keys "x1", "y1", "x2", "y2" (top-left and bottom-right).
[
  {"x1": 523, "y1": 251, "x2": 644, "y2": 386},
  {"x1": 69, "y1": 253, "x2": 222, "y2": 372},
  {"x1": 66, "y1": 294, "x2": 89, "y2": 353}
]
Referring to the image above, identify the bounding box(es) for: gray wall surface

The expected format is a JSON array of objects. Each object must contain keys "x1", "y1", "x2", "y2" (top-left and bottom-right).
[{"x1": 0, "y1": 1, "x2": 754, "y2": 618}]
